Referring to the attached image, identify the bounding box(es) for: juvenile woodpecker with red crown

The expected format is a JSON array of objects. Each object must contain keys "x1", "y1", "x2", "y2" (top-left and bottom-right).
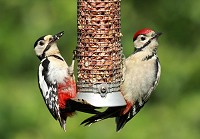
[
  {"x1": 34, "y1": 31, "x2": 99, "y2": 131},
  {"x1": 81, "y1": 28, "x2": 162, "y2": 132}
]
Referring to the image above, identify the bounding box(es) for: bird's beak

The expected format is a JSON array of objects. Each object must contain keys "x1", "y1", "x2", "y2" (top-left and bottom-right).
[
  {"x1": 153, "y1": 32, "x2": 162, "y2": 39},
  {"x1": 51, "y1": 31, "x2": 64, "y2": 43}
]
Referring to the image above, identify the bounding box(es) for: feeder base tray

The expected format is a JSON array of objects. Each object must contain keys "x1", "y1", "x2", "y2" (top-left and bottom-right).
[{"x1": 76, "y1": 92, "x2": 126, "y2": 107}]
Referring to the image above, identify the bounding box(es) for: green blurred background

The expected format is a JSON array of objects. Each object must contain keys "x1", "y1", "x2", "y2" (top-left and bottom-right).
[{"x1": 0, "y1": 0, "x2": 200, "y2": 139}]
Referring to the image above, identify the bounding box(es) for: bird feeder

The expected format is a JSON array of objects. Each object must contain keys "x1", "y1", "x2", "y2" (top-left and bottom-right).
[{"x1": 76, "y1": 0, "x2": 126, "y2": 107}]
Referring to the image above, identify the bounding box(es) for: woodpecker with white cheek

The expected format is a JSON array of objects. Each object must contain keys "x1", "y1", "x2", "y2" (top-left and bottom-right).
[
  {"x1": 34, "y1": 31, "x2": 99, "y2": 131},
  {"x1": 81, "y1": 28, "x2": 162, "y2": 131}
]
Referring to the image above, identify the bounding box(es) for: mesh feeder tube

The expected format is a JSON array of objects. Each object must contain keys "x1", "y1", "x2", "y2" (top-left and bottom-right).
[{"x1": 76, "y1": 0, "x2": 126, "y2": 107}]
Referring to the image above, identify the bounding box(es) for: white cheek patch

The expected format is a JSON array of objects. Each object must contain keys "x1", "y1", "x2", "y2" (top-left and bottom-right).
[{"x1": 35, "y1": 45, "x2": 46, "y2": 56}]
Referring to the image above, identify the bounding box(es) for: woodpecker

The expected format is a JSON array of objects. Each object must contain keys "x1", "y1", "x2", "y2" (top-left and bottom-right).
[
  {"x1": 81, "y1": 28, "x2": 162, "y2": 131},
  {"x1": 34, "y1": 31, "x2": 99, "y2": 131}
]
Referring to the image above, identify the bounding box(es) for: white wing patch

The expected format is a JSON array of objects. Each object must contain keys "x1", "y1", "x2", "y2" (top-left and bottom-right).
[{"x1": 38, "y1": 63, "x2": 61, "y2": 120}]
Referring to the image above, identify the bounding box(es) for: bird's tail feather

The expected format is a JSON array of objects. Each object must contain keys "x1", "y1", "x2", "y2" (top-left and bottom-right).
[
  {"x1": 66, "y1": 98, "x2": 101, "y2": 114},
  {"x1": 116, "y1": 100, "x2": 147, "y2": 131},
  {"x1": 81, "y1": 106, "x2": 125, "y2": 126}
]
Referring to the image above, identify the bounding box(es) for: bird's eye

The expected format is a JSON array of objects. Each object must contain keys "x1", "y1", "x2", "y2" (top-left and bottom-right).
[
  {"x1": 141, "y1": 37, "x2": 146, "y2": 41},
  {"x1": 49, "y1": 38, "x2": 53, "y2": 42},
  {"x1": 39, "y1": 41, "x2": 44, "y2": 46}
]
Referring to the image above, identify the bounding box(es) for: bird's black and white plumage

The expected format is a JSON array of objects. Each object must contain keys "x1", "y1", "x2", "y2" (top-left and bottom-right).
[
  {"x1": 81, "y1": 28, "x2": 162, "y2": 132},
  {"x1": 34, "y1": 31, "x2": 99, "y2": 131}
]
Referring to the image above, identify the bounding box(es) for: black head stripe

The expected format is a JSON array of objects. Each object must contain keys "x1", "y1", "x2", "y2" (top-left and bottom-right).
[
  {"x1": 34, "y1": 35, "x2": 46, "y2": 48},
  {"x1": 135, "y1": 35, "x2": 155, "y2": 53},
  {"x1": 41, "y1": 44, "x2": 51, "y2": 59},
  {"x1": 43, "y1": 43, "x2": 51, "y2": 53},
  {"x1": 134, "y1": 39, "x2": 151, "y2": 53}
]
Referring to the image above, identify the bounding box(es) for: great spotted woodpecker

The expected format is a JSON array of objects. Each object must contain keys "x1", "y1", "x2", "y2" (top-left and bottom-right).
[
  {"x1": 34, "y1": 31, "x2": 99, "y2": 131},
  {"x1": 81, "y1": 28, "x2": 162, "y2": 132}
]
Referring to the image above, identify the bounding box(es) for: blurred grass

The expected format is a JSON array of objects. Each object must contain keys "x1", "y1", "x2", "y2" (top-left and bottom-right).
[{"x1": 0, "y1": 0, "x2": 200, "y2": 139}]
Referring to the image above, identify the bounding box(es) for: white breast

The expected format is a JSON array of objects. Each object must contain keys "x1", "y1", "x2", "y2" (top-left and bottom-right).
[
  {"x1": 47, "y1": 57, "x2": 69, "y2": 84},
  {"x1": 121, "y1": 53, "x2": 158, "y2": 103}
]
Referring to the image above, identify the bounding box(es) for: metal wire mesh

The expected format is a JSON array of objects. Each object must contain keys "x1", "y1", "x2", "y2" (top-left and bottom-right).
[{"x1": 77, "y1": 0, "x2": 123, "y2": 96}]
